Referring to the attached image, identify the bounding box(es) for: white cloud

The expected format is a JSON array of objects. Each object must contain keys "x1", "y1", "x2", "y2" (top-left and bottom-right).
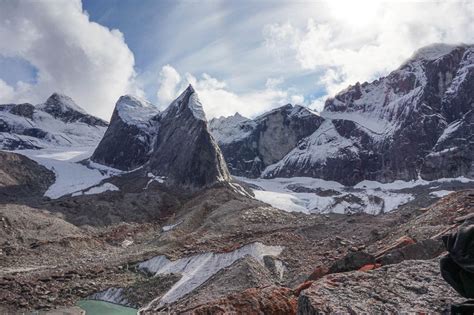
[
  {"x1": 0, "y1": 0, "x2": 140, "y2": 120},
  {"x1": 157, "y1": 65, "x2": 181, "y2": 106},
  {"x1": 264, "y1": 0, "x2": 474, "y2": 101},
  {"x1": 156, "y1": 65, "x2": 305, "y2": 119}
]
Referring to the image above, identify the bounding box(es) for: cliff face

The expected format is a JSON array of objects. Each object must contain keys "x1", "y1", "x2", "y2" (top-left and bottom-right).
[
  {"x1": 148, "y1": 85, "x2": 230, "y2": 189},
  {"x1": 91, "y1": 95, "x2": 159, "y2": 171}
]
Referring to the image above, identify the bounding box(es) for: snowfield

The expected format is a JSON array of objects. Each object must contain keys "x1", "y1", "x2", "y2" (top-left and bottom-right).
[
  {"x1": 15, "y1": 147, "x2": 122, "y2": 199},
  {"x1": 239, "y1": 176, "x2": 474, "y2": 215}
]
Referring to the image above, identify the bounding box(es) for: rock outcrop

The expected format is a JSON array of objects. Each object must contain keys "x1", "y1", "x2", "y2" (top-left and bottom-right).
[
  {"x1": 0, "y1": 151, "x2": 55, "y2": 199},
  {"x1": 0, "y1": 93, "x2": 107, "y2": 150},
  {"x1": 263, "y1": 44, "x2": 474, "y2": 185},
  {"x1": 210, "y1": 105, "x2": 323, "y2": 177},
  {"x1": 297, "y1": 259, "x2": 461, "y2": 314}
]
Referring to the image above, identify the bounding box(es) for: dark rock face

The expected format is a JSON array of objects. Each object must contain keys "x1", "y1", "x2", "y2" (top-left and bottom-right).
[
  {"x1": 92, "y1": 86, "x2": 230, "y2": 189},
  {"x1": 377, "y1": 239, "x2": 445, "y2": 266},
  {"x1": 0, "y1": 151, "x2": 55, "y2": 199},
  {"x1": 264, "y1": 44, "x2": 474, "y2": 185},
  {"x1": 210, "y1": 105, "x2": 324, "y2": 177},
  {"x1": 148, "y1": 86, "x2": 230, "y2": 188},
  {"x1": 328, "y1": 251, "x2": 375, "y2": 273},
  {"x1": 421, "y1": 110, "x2": 474, "y2": 180},
  {"x1": 91, "y1": 95, "x2": 159, "y2": 171}
]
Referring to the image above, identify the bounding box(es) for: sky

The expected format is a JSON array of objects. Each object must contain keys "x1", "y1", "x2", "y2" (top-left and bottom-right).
[{"x1": 0, "y1": 0, "x2": 473, "y2": 120}]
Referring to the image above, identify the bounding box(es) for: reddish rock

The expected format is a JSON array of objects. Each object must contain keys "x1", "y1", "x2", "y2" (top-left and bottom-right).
[
  {"x1": 307, "y1": 266, "x2": 329, "y2": 281},
  {"x1": 358, "y1": 263, "x2": 381, "y2": 272},
  {"x1": 293, "y1": 281, "x2": 313, "y2": 296},
  {"x1": 186, "y1": 286, "x2": 297, "y2": 315}
]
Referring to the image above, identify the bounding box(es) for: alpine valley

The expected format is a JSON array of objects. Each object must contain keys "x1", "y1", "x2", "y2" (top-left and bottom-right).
[{"x1": 1, "y1": 43, "x2": 473, "y2": 314}]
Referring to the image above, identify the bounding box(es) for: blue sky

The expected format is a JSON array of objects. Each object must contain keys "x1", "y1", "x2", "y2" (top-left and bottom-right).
[{"x1": 0, "y1": 0, "x2": 473, "y2": 119}]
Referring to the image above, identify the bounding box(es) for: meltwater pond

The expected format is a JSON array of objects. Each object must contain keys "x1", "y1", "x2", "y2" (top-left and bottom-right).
[{"x1": 76, "y1": 300, "x2": 137, "y2": 315}]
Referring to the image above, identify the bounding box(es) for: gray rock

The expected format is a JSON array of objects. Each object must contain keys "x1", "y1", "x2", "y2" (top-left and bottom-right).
[
  {"x1": 91, "y1": 95, "x2": 159, "y2": 171},
  {"x1": 297, "y1": 259, "x2": 461, "y2": 314},
  {"x1": 148, "y1": 85, "x2": 230, "y2": 189},
  {"x1": 92, "y1": 86, "x2": 230, "y2": 189}
]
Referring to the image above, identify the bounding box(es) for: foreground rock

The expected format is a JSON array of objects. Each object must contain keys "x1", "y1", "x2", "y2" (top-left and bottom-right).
[{"x1": 297, "y1": 259, "x2": 461, "y2": 314}]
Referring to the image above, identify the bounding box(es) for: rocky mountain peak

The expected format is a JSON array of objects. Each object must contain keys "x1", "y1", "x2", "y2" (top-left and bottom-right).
[
  {"x1": 265, "y1": 43, "x2": 474, "y2": 185},
  {"x1": 405, "y1": 43, "x2": 466, "y2": 64},
  {"x1": 148, "y1": 87, "x2": 230, "y2": 189},
  {"x1": 162, "y1": 84, "x2": 206, "y2": 121},
  {"x1": 36, "y1": 93, "x2": 107, "y2": 127},
  {"x1": 92, "y1": 87, "x2": 231, "y2": 189},
  {"x1": 42, "y1": 93, "x2": 87, "y2": 115}
]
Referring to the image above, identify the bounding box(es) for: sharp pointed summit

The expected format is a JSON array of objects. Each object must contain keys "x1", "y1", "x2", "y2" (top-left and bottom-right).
[{"x1": 91, "y1": 87, "x2": 230, "y2": 189}]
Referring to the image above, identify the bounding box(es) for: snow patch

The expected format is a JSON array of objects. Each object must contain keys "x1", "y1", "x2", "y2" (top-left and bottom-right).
[
  {"x1": 15, "y1": 148, "x2": 122, "y2": 199},
  {"x1": 187, "y1": 92, "x2": 206, "y2": 121},
  {"x1": 138, "y1": 242, "x2": 283, "y2": 308},
  {"x1": 89, "y1": 288, "x2": 129, "y2": 306},
  {"x1": 116, "y1": 95, "x2": 159, "y2": 127},
  {"x1": 162, "y1": 220, "x2": 183, "y2": 232},
  {"x1": 430, "y1": 190, "x2": 453, "y2": 198}
]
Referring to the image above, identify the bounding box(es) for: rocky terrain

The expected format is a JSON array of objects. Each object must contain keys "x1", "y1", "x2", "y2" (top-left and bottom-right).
[{"x1": 0, "y1": 43, "x2": 473, "y2": 314}]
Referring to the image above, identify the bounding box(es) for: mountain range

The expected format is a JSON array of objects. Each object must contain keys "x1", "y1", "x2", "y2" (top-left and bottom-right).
[{"x1": 1, "y1": 43, "x2": 473, "y2": 314}]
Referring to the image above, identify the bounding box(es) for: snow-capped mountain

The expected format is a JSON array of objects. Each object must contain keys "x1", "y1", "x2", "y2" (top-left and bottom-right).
[
  {"x1": 0, "y1": 93, "x2": 107, "y2": 150},
  {"x1": 91, "y1": 85, "x2": 230, "y2": 189},
  {"x1": 209, "y1": 104, "x2": 324, "y2": 177},
  {"x1": 263, "y1": 43, "x2": 474, "y2": 185}
]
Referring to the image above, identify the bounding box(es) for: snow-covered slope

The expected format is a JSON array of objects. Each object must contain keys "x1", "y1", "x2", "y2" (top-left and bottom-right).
[
  {"x1": 0, "y1": 93, "x2": 107, "y2": 150},
  {"x1": 264, "y1": 43, "x2": 474, "y2": 185}
]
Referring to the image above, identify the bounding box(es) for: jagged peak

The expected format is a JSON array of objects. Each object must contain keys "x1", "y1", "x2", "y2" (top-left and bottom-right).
[
  {"x1": 163, "y1": 84, "x2": 206, "y2": 121},
  {"x1": 40, "y1": 92, "x2": 87, "y2": 115}
]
